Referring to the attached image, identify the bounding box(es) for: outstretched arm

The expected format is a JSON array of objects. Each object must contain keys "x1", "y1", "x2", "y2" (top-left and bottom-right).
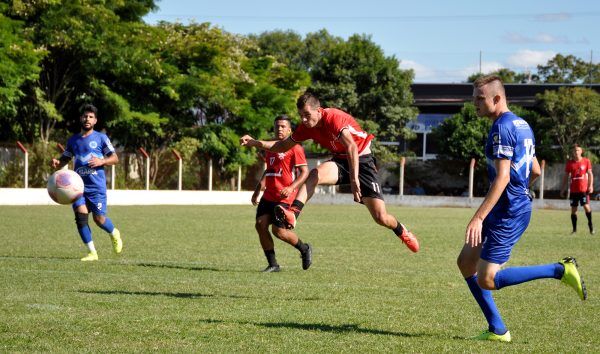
[{"x1": 240, "y1": 135, "x2": 297, "y2": 152}]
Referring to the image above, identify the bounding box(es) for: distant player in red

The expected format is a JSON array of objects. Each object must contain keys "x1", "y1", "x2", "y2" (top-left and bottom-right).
[
  {"x1": 561, "y1": 144, "x2": 594, "y2": 234},
  {"x1": 251, "y1": 115, "x2": 311, "y2": 272},
  {"x1": 241, "y1": 92, "x2": 419, "y2": 252}
]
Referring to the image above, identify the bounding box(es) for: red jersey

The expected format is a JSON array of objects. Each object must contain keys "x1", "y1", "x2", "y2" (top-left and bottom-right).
[
  {"x1": 291, "y1": 108, "x2": 374, "y2": 157},
  {"x1": 565, "y1": 158, "x2": 592, "y2": 193},
  {"x1": 262, "y1": 144, "x2": 307, "y2": 204}
]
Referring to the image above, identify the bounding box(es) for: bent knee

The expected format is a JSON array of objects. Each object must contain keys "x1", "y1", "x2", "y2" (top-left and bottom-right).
[{"x1": 477, "y1": 275, "x2": 496, "y2": 290}]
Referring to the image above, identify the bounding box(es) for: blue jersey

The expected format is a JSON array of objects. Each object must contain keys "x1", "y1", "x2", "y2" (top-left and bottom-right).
[
  {"x1": 485, "y1": 112, "x2": 535, "y2": 218},
  {"x1": 62, "y1": 131, "x2": 115, "y2": 194}
]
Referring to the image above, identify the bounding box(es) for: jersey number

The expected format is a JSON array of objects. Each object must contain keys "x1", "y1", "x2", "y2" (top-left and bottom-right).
[{"x1": 523, "y1": 138, "x2": 534, "y2": 178}]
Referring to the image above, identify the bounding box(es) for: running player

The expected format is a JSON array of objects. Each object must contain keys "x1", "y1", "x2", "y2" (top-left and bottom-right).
[
  {"x1": 251, "y1": 115, "x2": 312, "y2": 272},
  {"x1": 240, "y1": 91, "x2": 419, "y2": 252},
  {"x1": 457, "y1": 75, "x2": 587, "y2": 343},
  {"x1": 560, "y1": 144, "x2": 594, "y2": 234},
  {"x1": 51, "y1": 104, "x2": 122, "y2": 261}
]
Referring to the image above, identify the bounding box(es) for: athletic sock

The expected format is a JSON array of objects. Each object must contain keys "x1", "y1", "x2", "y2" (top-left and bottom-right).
[
  {"x1": 571, "y1": 214, "x2": 577, "y2": 232},
  {"x1": 85, "y1": 241, "x2": 96, "y2": 253},
  {"x1": 585, "y1": 212, "x2": 593, "y2": 232},
  {"x1": 77, "y1": 224, "x2": 93, "y2": 244},
  {"x1": 264, "y1": 249, "x2": 278, "y2": 267},
  {"x1": 494, "y1": 263, "x2": 564, "y2": 289},
  {"x1": 392, "y1": 220, "x2": 404, "y2": 236},
  {"x1": 465, "y1": 275, "x2": 507, "y2": 335},
  {"x1": 294, "y1": 239, "x2": 309, "y2": 253},
  {"x1": 291, "y1": 200, "x2": 304, "y2": 218},
  {"x1": 98, "y1": 217, "x2": 115, "y2": 234}
]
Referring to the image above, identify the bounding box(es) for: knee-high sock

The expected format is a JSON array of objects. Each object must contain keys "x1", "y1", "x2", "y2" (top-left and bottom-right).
[
  {"x1": 586, "y1": 212, "x2": 593, "y2": 231},
  {"x1": 466, "y1": 275, "x2": 507, "y2": 335},
  {"x1": 494, "y1": 263, "x2": 564, "y2": 289},
  {"x1": 98, "y1": 217, "x2": 115, "y2": 234},
  {"x1": 571, "y1": 214, "x2": 577, "y2": 231}
]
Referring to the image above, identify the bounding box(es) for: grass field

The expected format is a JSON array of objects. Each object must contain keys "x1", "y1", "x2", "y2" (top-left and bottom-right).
[{"x1": 0, "y1": 204, "x2": 598, "y2": 352}]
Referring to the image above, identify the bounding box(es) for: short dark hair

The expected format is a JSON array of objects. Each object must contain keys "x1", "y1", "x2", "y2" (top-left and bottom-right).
[
  {"x1": 473, "y1": 75, "x2": 504, "y2": 88},
  {"x1": 80, "y1": 104, "x2": 98, "y2": 116},
  {"x1": 274, "y1": 114, "x2": 290, "y2": 122},
  {"x1": 296, "y1": 91, "x2": 320, "y2": 110}
]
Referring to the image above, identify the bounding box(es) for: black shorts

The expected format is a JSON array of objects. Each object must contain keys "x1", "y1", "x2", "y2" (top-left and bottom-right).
[
  {"x1": 256, "y1": 198, "x2": 289, "y2": 228},
  {"x1": 331, "y1": 154, "x2": 383, "y2": 201},
  {"x1": 570, "y1": 193, "x2": 590, "y2": 207}
]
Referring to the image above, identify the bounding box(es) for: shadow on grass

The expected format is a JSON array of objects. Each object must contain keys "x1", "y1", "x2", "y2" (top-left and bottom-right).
[
  {"x1": 79, "y1": 290, "x2": 213, "y2": 299},
  {"x1": 136, "y1": 262, "x2": 221, "y2": 272},
  {"x1": 200, "y1": 319, "x2": 427, "y2": 338}
]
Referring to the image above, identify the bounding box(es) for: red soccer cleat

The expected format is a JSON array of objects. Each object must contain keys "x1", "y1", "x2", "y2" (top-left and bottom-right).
[
  {"x1": 398, "y1": 223, "x2": 419, "y2": 253},
  {"x1": 275, "y1": 205, "x2": 298, "y2": 229}
]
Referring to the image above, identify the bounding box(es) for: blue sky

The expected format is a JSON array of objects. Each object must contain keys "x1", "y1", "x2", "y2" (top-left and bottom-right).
[{"x1": 144, "y1": 0, "x2": 600, "y2": 83}]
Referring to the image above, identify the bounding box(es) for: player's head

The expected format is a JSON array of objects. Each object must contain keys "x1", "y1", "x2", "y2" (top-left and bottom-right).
[
  {"x1": 571, "y1": 144, "x2": 583, "y2": 160},
  {"x1": 296, "y1": 91, "x2": 322, "y2": 128},
  {"x1": 274, "y1": 114, "x2": 292, "y2": 140},
  {"x1": 79, "y1": 104, "x2": 98, "y2": 132},
  {"x1": 472, "y1": 75, "x2": 507, "y2": 118}
]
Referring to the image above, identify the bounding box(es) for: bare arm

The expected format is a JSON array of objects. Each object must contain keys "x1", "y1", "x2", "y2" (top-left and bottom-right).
[
  {"x1": 529, "y1": 157, "x2": 541, "y2": 187},
  {"x1": 50, "y1": 155, "x2": 71, "y2": 169},
  {"x1": 339, "y1": 129, "x2": 361, "y2": 202},
  {"x1": 251, "y1": 171, "x2": 267, "y2": 206},
  {"x1": 588, "y1": 169, "x2": 594, "y2": 194},
  {"x1": 560, "y1": 171, "x2": 570, "y2": 198},
  {"x1": 89, "y1": 153, "x2": 118, "y2": 168},
  {"x1": 465, "y1": 158, "x2": 511, "y2": 247},
  {"x1": 280, "y1": 165, "x2": 309, "y2": 198},
  {"x1": 240, "y1": 135, "x2": 296, "y2": 153}
]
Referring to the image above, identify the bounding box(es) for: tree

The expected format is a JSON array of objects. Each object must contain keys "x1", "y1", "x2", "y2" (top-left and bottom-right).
[
  {"x1": 535, "y1": 87, "x2": 600, "y2": 159},
  {"x1": 537, "y1": 54, "x2": 593, "y2": 83},
  {"x1": 467, "y1": 68, "x2": 539, "y2": 84}
]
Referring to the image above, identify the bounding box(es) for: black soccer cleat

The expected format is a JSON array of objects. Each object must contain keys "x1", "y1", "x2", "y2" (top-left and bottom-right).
[
  {"x1": 301, "y1": 244, "x2": 312, "y2": 270},
  {"x1": 262, "y1": 265, "x2": 281, "y2": 273}
]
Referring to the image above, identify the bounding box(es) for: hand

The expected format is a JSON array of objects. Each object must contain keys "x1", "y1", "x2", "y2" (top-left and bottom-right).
[
  {"x1": 50, "y1": 158, "x2": 60, "y2": 169},
  {"x1": 350, "y1": 179, "x2": 362, "y2": 202},
  {"x1": 560, "y1": 190, "x2": 566, "y2": 198},
  {"x1": 280, "y1": 186, "x2": 294, "y2": 198},
  {"x1": 240, "y1": 135, "x2": 256, "y2": 147},
  {"x1": 588, "y1": 186, "x2": 594, "y2": 195},
  {"x1": 88, "y1": 156, "x2": 104, "y2": 168},
  {"x1": 465, "y1": 216, "x2": 483, "y2": 247},
  {"x1": 251, "y1": 191, "x2": 260, "y2": 206}
]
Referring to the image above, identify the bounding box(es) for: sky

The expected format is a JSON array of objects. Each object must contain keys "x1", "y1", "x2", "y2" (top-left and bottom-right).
[{"x1": 144, "y1": 0, "x2": 600, "y2": 83}]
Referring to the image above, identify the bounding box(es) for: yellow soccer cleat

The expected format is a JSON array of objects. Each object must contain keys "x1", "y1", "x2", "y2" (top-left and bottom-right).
[
  {"x1": 559, "y1": 257, "x2": 587, "y2": 300},
  {"x1": 471, "y1": 330, "x2": 511, "y2": 342},
  {"x1": 81, "y1": 251, "x2": 98, "y2": 262},
  {"x1": 111, "y1": 228, "x2": 123, "y2": 254}
]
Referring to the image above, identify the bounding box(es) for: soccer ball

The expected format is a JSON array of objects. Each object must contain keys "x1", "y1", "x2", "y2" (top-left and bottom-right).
[{"x1": 47, "y1": 169, "x2": 84, "y2": 205}]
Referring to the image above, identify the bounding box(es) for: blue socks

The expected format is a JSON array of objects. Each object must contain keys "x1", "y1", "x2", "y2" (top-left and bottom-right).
[
  {"x1": 465, "y1": 275, "x2": 507, "y2": 335},
  {"x1": 494, "y1": 263, "x2": 564, "y2": 290},
  {"x1": 77, "y1": 224, "x2": 93, "y2": 244},
  {"x1": 98, "y1": 217, "x2": 115, "y2": 234}
]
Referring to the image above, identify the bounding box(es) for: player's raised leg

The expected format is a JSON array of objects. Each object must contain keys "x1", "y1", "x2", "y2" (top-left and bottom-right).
[
  {"x1": 255, "y1": 214, "x2": 280, "y2": 272},
  {"x1": 275, "y1": 161, "x2": 339, "y2": 229},
  {"x1": 362, "y1": 197, "x2": 419, "y2": 252}
]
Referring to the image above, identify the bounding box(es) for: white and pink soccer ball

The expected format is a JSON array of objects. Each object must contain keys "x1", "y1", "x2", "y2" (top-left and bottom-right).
[{"x1": 47, "y1": 169, "x2": 84, "y2": 205}]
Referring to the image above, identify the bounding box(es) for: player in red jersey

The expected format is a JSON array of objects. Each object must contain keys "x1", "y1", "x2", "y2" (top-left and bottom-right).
[
  {"x1": 251, "y1": 115, "x2": 312, "y2": 272},
  {"x1": 561, "y1": 144, "x2": 594, "y2": 234},
  {"x1": 240, "y1": 92, "x2": 419, "y2": 252}
]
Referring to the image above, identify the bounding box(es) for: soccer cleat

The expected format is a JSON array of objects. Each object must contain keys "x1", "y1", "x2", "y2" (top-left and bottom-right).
[
  {"x1": 301, "y1": 243, "x2": 312, "y2": 270},
  {"x1": 275, "y1": 205, "x2": 297, "y2": 229},
  {"x1": 590, "y1": 228, "x2": 595, "y2": 235},
  {"x1": 111, "y1": 228, "x2": 123, "y2": 254},
  {"x1": 559, "y1": 257, "x2": 587, "y2": 300},
  {"x1": 471, "y1": 330, "x2": 511, "y2": 342},
  {"x1": 81, "y1": 251, "x2": 98, "y2": 262},
  {"x1": 397, "y1": 224, "x2": 420, "y2": 253},
  {"x1": 262, "y1": 265, "x2": 281, "y2": 273}
]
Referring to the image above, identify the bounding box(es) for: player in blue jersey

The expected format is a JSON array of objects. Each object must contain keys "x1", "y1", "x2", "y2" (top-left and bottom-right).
[
  {"x1": 457, "y1": 75, "x2": 587, "y2": 342},
  {"x1": 51, "y1": 104, "x2": 122, "y2": 261}
]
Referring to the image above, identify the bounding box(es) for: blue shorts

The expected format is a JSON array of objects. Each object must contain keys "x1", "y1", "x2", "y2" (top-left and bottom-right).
[
  {"x1": 72, "y1": 191, "x2": 108, "y2": 216},
  {"x1": 480, "y1": 211, "x2": 531, "y2": 264}
]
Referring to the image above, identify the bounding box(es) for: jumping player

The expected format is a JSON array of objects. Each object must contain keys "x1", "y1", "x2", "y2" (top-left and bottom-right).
[
  {"x1": 251, "y1": 115, "x2": 312, "y2": 272},
  {"x1": 240, "y1": 91, "x2": 419, "y2": 253},
  {"x1": 457, "y1": 75, "x2": 587, "y2": 342},
  {"x1": 560, "y1": 144, "x2": 594, "y2": 234},
  {"x1": 51, "y1": 104, "x2": 122, "y2": 261}
]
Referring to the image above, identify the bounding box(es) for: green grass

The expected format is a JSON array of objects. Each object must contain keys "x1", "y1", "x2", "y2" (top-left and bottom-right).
[{"x1": 0, "y1": 205, "x2": 598, "y2": 352}]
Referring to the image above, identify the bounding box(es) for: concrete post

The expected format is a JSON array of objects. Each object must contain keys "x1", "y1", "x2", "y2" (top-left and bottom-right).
[
  {"x1": 469, "y1": 158, "x2": 476, "y2": 200},
  {"x1": 399, "y1": 156, "x2": 405, "y2": 197}
]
